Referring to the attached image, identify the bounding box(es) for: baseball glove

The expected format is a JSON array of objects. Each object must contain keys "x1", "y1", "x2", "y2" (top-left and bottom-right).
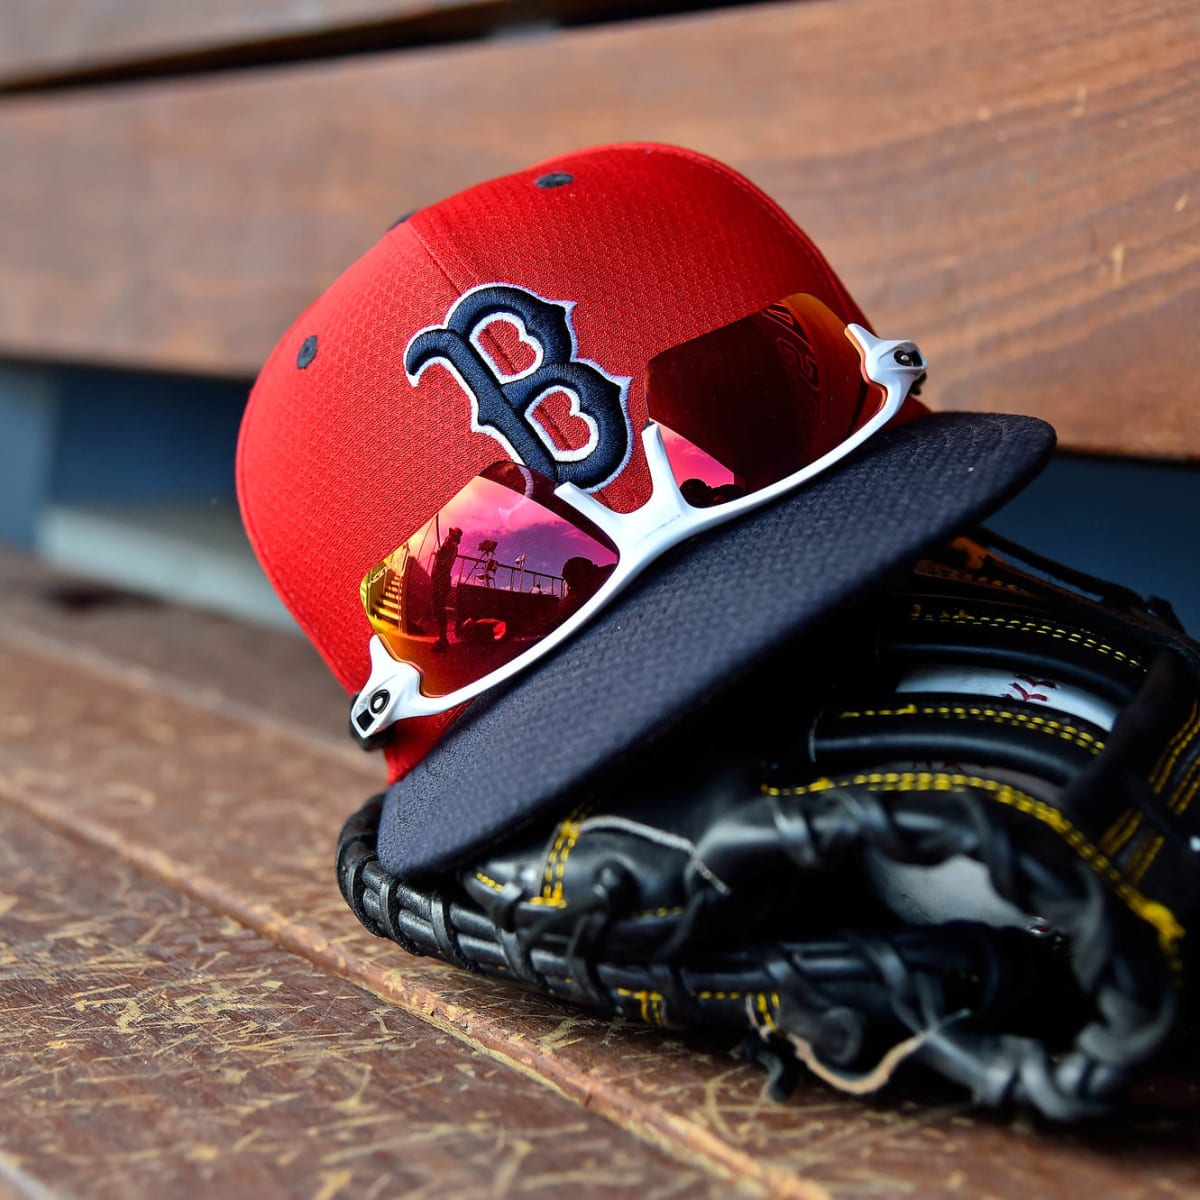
[{"x1": 338, "y1": 529, "x2": 1200, "y2": 1120}]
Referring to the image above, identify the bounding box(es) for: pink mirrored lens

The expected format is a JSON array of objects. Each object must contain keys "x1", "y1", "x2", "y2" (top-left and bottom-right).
[
  {"x1": 646, "y1": 293, "x2": 888, "y2": 506},
  {"x1": 362, "y1": 463, "x2": 618, "y2": 697}
]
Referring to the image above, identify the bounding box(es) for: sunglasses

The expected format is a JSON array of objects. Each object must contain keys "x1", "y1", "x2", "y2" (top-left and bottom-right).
[{"x1": 351, "y1": 293, "x2": 925, "y2": 745}]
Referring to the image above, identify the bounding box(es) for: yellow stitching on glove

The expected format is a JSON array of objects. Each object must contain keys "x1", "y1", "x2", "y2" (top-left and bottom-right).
[
  {"x1": 912, "y1": 558, "x2": 1032, "y2": 596},
  {"x1": 838, "y1": 703, "x2": 1104, "y2": 753},
  {"x1": 535, "y1": 821, "x2": 573, "y2": 903},
  {"x1": 1152, "y1": 701, "x2": 1200, "y2": 791},
  {"x1": 756, "y1": 991, "x2": 781, "y2": 1035},
  {"x1": 1128, "y1": 833, "x2": 1164, "y2": 885},
  {"x1": 1101, "y1": 808, "x2": 1142, "y2": 856},
  {"x1": 1106, "y1": 709, "x2": 1200, "y2": 880},
  {"x1": 532, "y1": 802, "x2": 591, "y2": 907},
  {"x1": 910, "y1": 605, "x2": 1143, "y2": 668},
  {"x1": 1126, "y1": 745, "x2": 1200, "y2": 883},
  {"x1": 762, "y1": 771, "x2": 1185, "y2": 960},
  {"x1": 616, "y1": 987, "x2": 663, "y2": 1025},
  {"x1": 1171, "y1": 748, "x2": 1200, "y2": 816},
  {"x1": 1100, "y1": 701, "x2": 1199, "y2": 860}
]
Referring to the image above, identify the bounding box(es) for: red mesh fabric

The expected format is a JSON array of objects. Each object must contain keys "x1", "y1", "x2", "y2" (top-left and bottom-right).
[{"x1": 237, "y1": 143, "x2": 885, "y2": 779}]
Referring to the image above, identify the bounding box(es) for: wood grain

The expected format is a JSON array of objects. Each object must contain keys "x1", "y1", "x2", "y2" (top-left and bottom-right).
[
  {"x1": 0, "y1": 547, "x2": 349, "y2": 754},
  {"x1": 0, "y1": 1, "x2": 498, "y2": 87},
  {"x1": 1, "y1": 552, "x2": 1198, "y2": 1199},
  {"x1": 0, "y1": 2, "x2": 711, "y2": 89},
  {"x1": 0, "y1": 805, "x2": 729, "y2": 1199},
  {"x1": 0, "y1": 0, "x2": 1197, "y2": 458}
]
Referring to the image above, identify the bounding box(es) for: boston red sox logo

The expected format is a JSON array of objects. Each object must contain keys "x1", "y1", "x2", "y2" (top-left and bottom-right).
[{"x1": 405, "y1": 284, "x2": 633, "y2": 492}]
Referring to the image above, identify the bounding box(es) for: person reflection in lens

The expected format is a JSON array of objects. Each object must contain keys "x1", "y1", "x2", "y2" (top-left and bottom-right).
[
  {"x1": 680, "y1": 478, "x2": 747, "y2": 508},
  {"x1": 430, "y1": 526, "x2": 463, "y2": 652},
  {"x1": 559, "y1": 556, "x2": 615, "y2": 622}
]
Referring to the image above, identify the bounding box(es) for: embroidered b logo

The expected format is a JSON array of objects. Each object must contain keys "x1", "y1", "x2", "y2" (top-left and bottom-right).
[{"x1": 405, "y1": 285, "x2": 632, "y2": 491}]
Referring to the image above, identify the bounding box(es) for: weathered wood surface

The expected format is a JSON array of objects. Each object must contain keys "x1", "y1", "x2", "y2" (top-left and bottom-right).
[
  {"x1": 1, "y1": 547, "x2": 1198, "y2": 1198},
  {"x1": 0, "y1": 549, "x2": 348, "y2": 752},
  {"x1": 0, "y1": 0, "x2": 655, "y2": 90},
  {"x1": 1, "y1": 0, "x2": 1197, "y2": 458},
  {"x1": 0, "y1": 1, "x2": 503, "y2": 88},
  {"x1": 0, "y1": 805, "x2": 732, "y2": 1199}
]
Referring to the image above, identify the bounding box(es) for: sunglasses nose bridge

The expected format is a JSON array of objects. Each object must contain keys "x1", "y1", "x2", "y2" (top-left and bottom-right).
[{"x1": 554, "y1": 423, "x2": 695, "y2": 556}]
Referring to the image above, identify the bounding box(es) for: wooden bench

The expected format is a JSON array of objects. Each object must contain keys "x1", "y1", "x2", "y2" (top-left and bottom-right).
[{"x1": 1, "y1": 2, "x2": 1198, "y2": 1196}]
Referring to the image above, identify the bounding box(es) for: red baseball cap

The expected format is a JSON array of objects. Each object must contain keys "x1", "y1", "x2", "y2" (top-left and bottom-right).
[{"x1": 238, "y1": 143, "x2": 1054, "y2": 875}]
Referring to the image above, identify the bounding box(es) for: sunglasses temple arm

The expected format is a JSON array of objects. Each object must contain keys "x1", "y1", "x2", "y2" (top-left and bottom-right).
[
  {"x1": 846, "y1": 325, "x2": 925, "y2": 400},
  {"x1": 350, "y1": 635, "x2": 442, "y2": 738}
]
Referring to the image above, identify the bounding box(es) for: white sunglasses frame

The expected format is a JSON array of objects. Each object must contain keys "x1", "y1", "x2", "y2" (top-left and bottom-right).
[{"x1": 350, "y1": 323, "x2": 925, "y2": 745}]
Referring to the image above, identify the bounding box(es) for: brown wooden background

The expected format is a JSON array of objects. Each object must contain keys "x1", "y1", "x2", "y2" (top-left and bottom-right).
[
  {"x1": 1, "y1": 0, "x2": 1197, "y2": 458},
  {"x1": 2, "y1": 2, "x2": 1199, "y2": 1196}
]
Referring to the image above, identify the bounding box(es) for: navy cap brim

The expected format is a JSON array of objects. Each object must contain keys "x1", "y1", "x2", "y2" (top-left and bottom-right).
[{"x1": 378, "y1": 411, "x2": 1056, "y2": 878}]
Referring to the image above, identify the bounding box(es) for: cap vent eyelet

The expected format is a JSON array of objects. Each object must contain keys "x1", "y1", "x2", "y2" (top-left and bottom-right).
[
  {"x1": 297, "y1": 335, "x2": 319, "y2": 369},
  {"x1": 535, "y1": 172, "x2": 573, "y2": 189}
]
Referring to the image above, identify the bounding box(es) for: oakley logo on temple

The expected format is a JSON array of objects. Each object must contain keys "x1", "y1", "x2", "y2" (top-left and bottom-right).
[{"x1": 404, "y1": 284, "x2": 633, "y2": 492}]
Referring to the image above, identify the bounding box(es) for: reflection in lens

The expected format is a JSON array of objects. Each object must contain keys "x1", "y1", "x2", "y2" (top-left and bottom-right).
[
  {"x1": 646, "y1": 293, "x2": 888, "y2": 504},
  {"x1": 361, "y1": 463, "x2": 618, "y2": 697}
]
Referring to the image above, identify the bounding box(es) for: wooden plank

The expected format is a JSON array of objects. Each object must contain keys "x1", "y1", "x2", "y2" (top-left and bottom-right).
[
  {"x1": 0, "y1": 0, "x2": 1197, "y2": 459},
  {"x1": 1, "y1": 556, "x2": 1198, "y2": 1198},
  {"x1": 0, "y1": 546, "x2": 350, "y2": 751},
  {"x1": 0, "y1": 805, "x2": 728, "y2": 1199},
  {"x1": 0, "y1": 1169, "x2": 33, "y2": 1200},
  {"x1": 0, "y1": 1, "x2": 497, "y2": 88},
  {"x1": 0, "y1": 2, "x2": 702, "y2": 89}
]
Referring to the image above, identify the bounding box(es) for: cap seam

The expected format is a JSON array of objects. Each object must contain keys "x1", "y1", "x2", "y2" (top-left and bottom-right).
[
  {"x1": 396, "y1": 219, "x2": 464, "y2": 297},
  {"x1": 401, "y1": 219, "x2": 542, "y2": 383}
]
